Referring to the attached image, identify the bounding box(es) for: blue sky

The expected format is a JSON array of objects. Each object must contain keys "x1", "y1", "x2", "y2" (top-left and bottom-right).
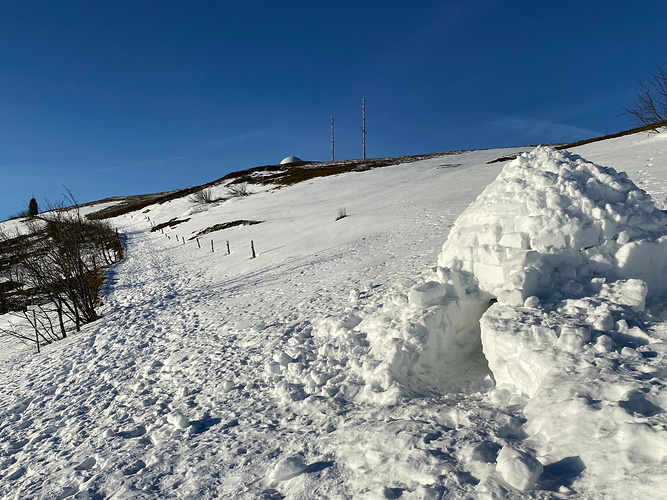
[{"x1": 1, "y1": 1, "x2": 666, "y2": 218}]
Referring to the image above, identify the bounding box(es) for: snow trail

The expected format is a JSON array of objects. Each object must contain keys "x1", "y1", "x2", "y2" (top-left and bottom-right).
[{"x1": 1, "y1": 137, "x2": 667, "y2": 498}]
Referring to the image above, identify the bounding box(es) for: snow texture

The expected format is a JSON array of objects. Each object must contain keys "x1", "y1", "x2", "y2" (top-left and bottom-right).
[{"x1": 1, "y1": 135, "x2": 667, "y2": 499}]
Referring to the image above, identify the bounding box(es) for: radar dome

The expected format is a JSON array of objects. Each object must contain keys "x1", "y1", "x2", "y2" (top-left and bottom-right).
[{"x1": 280, "y1": 155, "x2": 302, "y2": 165}]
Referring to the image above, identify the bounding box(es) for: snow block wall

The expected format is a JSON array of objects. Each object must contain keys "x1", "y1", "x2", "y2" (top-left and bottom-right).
[
  {"x1": 435, "y1": 146, "x2": 667, "y2": 397},
  {"x1": 276, "y1": 145, "x2": 667, "y2": 492},
  {"x1": 280, "y1": 147, "x2": 667, "y2": 413},
  {"x1": 438, "y1": 145, "x2": 667, "y2": 304},
  {"x1": 431, "y1": 146, "x2": 667, "y2": 490}
]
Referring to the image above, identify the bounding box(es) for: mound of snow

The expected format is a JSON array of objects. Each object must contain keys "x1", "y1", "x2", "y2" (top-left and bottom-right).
[
  {"x1": 282, "y1": 147, "x2": 667, "y2": 405},
  {"x1": 281, "y1": 145, "x2": 667, "y2": 494},
  {"x1": 440, "y1": 146, "x2": 667, "y2": 304},
  {"x1": 278, "y1": 147, "x2": 667, "y2": 483},
  {"x1": 445, "y1": 147, "x2": 667, "y2": 493}
]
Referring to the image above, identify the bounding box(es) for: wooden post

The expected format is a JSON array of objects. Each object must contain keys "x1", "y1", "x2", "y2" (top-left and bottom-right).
[
  {"x1": 34, "y1": 308, "x2": 39, "y2": 353},
  {"x1": 211, "y1": 239, "x2": 214, "y2": 252},
  {"x1": 28, "y1": 304, "x2": 39, "y2": 354},
  {"x1": 226, "y1": 240, "x2": 230, "y2": 254},
  {"x1": 196, "y1": 238, "x2": 201, "y2": 249},
  {"x1": 251, "y1": 240, "x2": 256, "y2": 259}
]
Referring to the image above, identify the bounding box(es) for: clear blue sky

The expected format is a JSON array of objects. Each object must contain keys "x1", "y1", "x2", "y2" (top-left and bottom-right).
[{"x1": 1, "y1": 0, "x2": 666, "y2": 219}]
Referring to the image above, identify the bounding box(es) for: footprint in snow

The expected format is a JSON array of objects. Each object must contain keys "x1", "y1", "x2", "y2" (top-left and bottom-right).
[
  {"x1": 74, "y1": 457, "x2": 96, "y2": 471},
  {"x1": 123, "y1": 459, "x2": 146, "y2": 476},
  {"x1": 8, "y1": 438, "x2": 29, "y2": 450},
  {"x1": 114, "y1": 426, "x2": 147, "y2": 439},
  {"x1": 6, "y1": 467, "x2": 26, "y2": 480},
  {"x1": 55, "y1": 486, "x2": 79, "y2": 500},
  {"x1": 16, "y1": 418, "x2": 33, "y2": 430}
]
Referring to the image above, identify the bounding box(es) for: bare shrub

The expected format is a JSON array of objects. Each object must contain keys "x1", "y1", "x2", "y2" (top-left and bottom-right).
[
  {"x1": 190, "y1": 188, "x2": 214, "y2": 204},
  {"x1": 336, "y1": 207, "x2": 347, "y2": 221},
  {"x1": 625, "y1": 63, "x2": 667, "y2": 132},
  {"x1": 0, "y1": 191, "x2": 123, "y2": 348},
  {"x1": 227, "y1": 182, "x2": 249, "y2": 197}
]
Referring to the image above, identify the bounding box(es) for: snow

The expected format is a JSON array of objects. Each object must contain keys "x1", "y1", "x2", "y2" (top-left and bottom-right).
[
  {"x1": 1, "y1": 134, "x2": 667, "y2": 498},
  {"x1": 496, "y1": 445, "x2": 544, "y2": 492}
]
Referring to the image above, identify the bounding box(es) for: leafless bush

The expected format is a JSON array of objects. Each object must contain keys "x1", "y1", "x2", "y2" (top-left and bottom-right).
[
  {"x1": 625, "y1": 63, "x2": 667, "y2": 132},
  {"x1": 190, "y1": 187, "x2": 214, "y2": 204},
  {"x1": 336, "y1": 207, "x2": 347, "y2": 221},
  {"x1": 227, "y1": 182, "x2": 249, "y2": 197},
  {"x1": 0, "y1": 192, "x2": 123, "y2": 348}
]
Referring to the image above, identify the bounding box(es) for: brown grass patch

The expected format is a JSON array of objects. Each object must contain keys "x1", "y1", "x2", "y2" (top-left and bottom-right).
[
  {"x1": 151, "y1": 218, "x2": 190, "y2": 232},
  {"x1": 191, "y1": 220, "x2": 263, "y2": 239}
]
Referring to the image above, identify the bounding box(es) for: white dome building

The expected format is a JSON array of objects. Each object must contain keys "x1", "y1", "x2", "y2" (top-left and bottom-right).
[{"x1": 279, "y1": 155, "x2": 302, "y2": 165}]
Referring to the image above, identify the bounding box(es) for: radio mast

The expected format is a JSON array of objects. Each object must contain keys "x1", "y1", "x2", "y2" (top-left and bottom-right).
[
  {"x1": 330, "y1": 116, "x2": 335, "y2": 161},
  {"x1": 361, "y1": 98, "x2": 366, "y2": 159}
]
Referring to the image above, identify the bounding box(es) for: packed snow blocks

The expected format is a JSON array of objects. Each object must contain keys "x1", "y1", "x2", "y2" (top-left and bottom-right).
[
  {"x1": 437, "y1": 146, "x2": 667, "y2": 395},
  {"x1": 294, "y1": 146, "x2": 667, "y2": 403},
  {"x1": 338, "y1": 146, "x2": 667, "y2": 403},
  {"x1": 287, "y1": 146, "x2": 667, "y2": 493},
  {"x1": 414, "y1": 146, "x2": 667, "y2": 492}
]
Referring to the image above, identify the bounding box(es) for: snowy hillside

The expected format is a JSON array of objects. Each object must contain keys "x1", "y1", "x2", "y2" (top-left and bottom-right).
[{"x1": 1, "y1": 133, "x2": 667, "y2": 499}]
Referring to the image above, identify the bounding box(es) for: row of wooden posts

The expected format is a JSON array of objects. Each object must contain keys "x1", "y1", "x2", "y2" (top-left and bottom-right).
[{"x1": 145, "y1": 216, "x2": 256, "y2": 258}]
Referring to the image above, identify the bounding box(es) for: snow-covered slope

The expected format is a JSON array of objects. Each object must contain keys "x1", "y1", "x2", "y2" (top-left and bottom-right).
[{"x1": 1, "y1": 134, "x2": 667, "y2": 499}]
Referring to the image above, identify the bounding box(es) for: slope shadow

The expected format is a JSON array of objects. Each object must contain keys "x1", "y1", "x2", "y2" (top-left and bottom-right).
[
  {"x1": 303, "y1": 461, "x2": 334, "y2": 474},
  {"x1": 190, "y1": 417, "x2": 223, "y2": 434},
  {"x1": 540, "y1": 456, "x2": 586, "y2": 490},
  {"x1": 619, "y1": 390, "x2": 663, "y2": 417}
]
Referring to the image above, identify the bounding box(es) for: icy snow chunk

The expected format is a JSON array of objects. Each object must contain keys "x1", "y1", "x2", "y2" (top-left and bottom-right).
[
  {"x1": 273, "y1": 351, "x2": 294, "y2": 366},
  {"x1": 621, "y1": 346, "x2": 641, "y2": 360},
  {"x1": 271, "y1": 455, "x2": 306, "y2": 481},
  {"x1": 598, "y1": 279, "x2": 648, "y2": 312},
  {"x1": 472, "y1": 262, "x2": 505, "y2": 289},
  {"x1": 614, "y1": 240, "x2": 667, "y2": 298},
  {"x1": 523, "y1": 296, "x2": 540, "y2": 308},
  {"x1": 594, "y1": 335, "x2": 614, "y2": 353},
  {"x1": 265, "y1": 361, "x2": 282, "y2": 375},
  {"x1": 498, "y1": 232, "x2": 528, "y2": 249},
  {"x1": 496, "y1": 445, "x2": 543, "y2": 491},
  {"x1": 408, "y1": 281, "x2": 446, "y2": 307},
  {"x1": 167, "y1": 411, "x2": 189, "y2": 429},
  {"x1": 556, "y1": 325, "x2": 591, "y2": 354},
  {"x1": 436, "y1": 266, "x2": 471, "y2": 298}
]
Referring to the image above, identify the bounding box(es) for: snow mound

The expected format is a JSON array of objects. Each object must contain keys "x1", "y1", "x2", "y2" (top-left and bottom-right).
[
  {"x1": 439, "y1": 145, "x2": 667, "y2": 304},
  {"x1": 272, "y1": 145, "x2": 667, "y2": 494},
  {"x1": 452, "y1": 147, "x2": 667, "y2": 491},
  {"x1": 280, "y1": 147, "x2": 667, "y2": 413}
]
